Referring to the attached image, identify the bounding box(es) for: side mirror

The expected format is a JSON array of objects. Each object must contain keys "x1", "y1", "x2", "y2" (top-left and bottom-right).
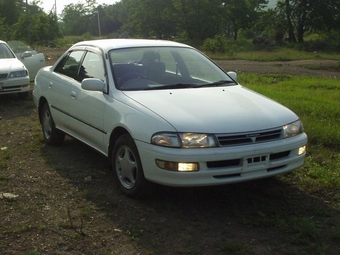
[
  {"x1": 81, "y1": 78, "x2": 106, "y2": 92},
  {"x1": 227, "y1": 71, "x2": 237, "y2": 81},
  {"x1": 21, "y1": 51, "x2": 33, "y2": 59}
]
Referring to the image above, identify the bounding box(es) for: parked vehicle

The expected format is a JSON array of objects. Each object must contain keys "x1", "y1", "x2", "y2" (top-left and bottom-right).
[
  {"x1": 33, "y1": 39, "x2": 307, "y2": 197},
  {"x1": 7, "y1": 40, "x2": 46, "y2": 81},
  {"x1": 0, "y1": 40, "x2": 30, "y2": 98}
]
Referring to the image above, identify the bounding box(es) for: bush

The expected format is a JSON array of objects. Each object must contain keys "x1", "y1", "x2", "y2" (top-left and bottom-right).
[{"x1": 202, "y1": 34, "x2": 229, "y2": 53}]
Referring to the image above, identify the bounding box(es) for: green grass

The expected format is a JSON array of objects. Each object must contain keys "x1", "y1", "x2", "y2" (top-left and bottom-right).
[
  {"x1": 207, "y1": 48, "x2": 340, "y2": 61},
  {"x1": 239, "y1": 73, "x2": 340, "y2": 198}
]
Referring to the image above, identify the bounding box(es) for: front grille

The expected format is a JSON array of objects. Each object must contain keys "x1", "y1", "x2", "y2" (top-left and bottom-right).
[
  {"x1": 216, "y1": 128, "x2": 282, "y2": 146},
  {"x1": 0, "y1": 73, "x2": 8, "y2": 79}
]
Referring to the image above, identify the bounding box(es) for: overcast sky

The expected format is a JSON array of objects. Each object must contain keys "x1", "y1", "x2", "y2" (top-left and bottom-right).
[{"x1": 40, "y1": 0, "x2": 119, "y2": 15}]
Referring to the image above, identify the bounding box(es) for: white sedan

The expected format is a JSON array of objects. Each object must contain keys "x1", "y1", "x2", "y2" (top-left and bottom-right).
[
  {"x1": 0, "y1": 40, "x2": 30, "y2": 98},
  {"x1": 33, "y1": 39, "x2": 307, "y2": 197}
]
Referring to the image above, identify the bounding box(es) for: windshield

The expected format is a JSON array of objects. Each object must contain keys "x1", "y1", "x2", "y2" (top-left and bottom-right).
[
  {"x1": 109, "y1": 47, "x2": 236, "y2": 90},
  {"x1": 7, "y1": 41, "x2": 32, "y2": 54},
  {"x1": 0, "y1": 43, "x2": 15, "y2": 59}
]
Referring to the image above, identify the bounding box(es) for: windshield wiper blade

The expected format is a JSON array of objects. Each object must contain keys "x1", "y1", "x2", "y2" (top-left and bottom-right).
[
  {"x1": 143, "y1": 83, "x2": 197, "y2": 90},
  {"x1": 196, "y1": 80, "x2": 236, "y2": 88}
]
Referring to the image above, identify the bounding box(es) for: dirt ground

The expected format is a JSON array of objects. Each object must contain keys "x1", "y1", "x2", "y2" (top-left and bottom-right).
[{"x1": 1, "y1": 53, "x2": 340, "y2": 255}]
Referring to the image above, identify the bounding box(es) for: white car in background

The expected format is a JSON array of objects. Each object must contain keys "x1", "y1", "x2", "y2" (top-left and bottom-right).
[
  {"x1": 0, "y1": 40, "x2": 30, "y2": 98},
  {"x1": 7, "y1": 41, "x2": 46, "y2": 81},
  {"x1": 33, "y1": 39, "x2": 307, "y2": 197}
]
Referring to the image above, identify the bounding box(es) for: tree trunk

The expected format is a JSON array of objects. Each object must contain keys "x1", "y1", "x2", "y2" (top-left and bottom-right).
[
  {"x1": 285, "y1": 0, "x2": 297, "y2": 43},
  {"x1": 297, "y1": 24, "x2": 304, "y2": 43}
]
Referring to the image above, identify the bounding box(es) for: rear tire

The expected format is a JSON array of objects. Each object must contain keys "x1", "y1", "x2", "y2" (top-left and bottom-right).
[
  {"x1": 40, "y1": 103, "x2": 65, "y2": 145},
  {"x1": 111, "y1": 134, "x2": 148, "y2": 198}
]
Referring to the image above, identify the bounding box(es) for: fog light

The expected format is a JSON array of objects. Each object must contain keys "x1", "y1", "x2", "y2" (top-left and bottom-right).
[
  {"x1": 178, "y1": 163, "x2": 199, "y2": 172},
  {"x1": 156, "y1": 160, "x2": 199, "y2": 172},
  {"x1": 298, "y1": 146, "x2": 306, "y2": 155}
]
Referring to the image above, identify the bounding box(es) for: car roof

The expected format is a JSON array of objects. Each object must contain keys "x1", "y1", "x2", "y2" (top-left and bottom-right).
[{"x1": 72, "y1": 39, "x2": 192, "y2": 52}]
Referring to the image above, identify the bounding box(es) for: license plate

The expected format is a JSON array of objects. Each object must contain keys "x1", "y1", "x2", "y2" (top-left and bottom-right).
[{"x1": 244, "y1": 154, "x2": 269, "y2": 166}]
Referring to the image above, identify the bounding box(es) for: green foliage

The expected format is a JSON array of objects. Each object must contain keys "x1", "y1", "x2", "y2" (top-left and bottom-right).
[
  {"x1": 202, "y1": 34, "x2": 229, "y2": 53},
  {"x1": 207, "y1": 47, "x2": 340, "y2": 61},
  {"x1": 331, "y1": 227, "x2": 340, "y2": 241},
  {"x1": 12, "y1": 12, "x2": 61, "y2": 43},
  {"x1": 220, "y1": 241, "x2": 248, "y2": 255},
  {"x1": 223, "y1": 0, "x2": 268, "y2": 41},
  {"x1": 0, "y1": 0, "x2": 23, "y2": 26},
  {"x1": 0, "y1": 17, "x2": 9, "y2": 40},
  {"x1": 1, "y1": 0, "x2": 340, "y2": 49},
  {"x1": 81, "y1": 32, "x2": 94, "y2": 41}
]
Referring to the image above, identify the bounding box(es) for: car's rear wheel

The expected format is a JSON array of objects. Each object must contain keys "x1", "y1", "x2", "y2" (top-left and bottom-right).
[
  {"x1": 40, "y1": 103, "x2": 65, "y2": 145},
  {"x1": 111, "y1": 134, "x2": 148, "y2": 198}
]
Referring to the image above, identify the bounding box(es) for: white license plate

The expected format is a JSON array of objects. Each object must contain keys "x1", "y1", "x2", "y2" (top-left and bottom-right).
[{"x1": 244, "y1": 154, "x2": 269, "y2": 166}]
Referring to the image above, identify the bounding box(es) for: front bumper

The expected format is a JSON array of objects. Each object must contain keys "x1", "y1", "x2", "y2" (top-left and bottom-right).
[
  {"x1": 136, "y1": 133, "x2": 307, "y2": 187},
  {"x1": 0, "y1": 77, "x2": 30, "y2": 95}
]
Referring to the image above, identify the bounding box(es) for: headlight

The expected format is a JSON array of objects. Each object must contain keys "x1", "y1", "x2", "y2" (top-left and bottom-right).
[
  {"x1": 9, "y1": 70, "x2": 28, "y2": 78},
  {"x1": 283, "y1": 120, "x2": 303, "y2": 138},
  {"x1": 180, "y1": 133, "x2": 216, "y2": 148},
  {"x1": 151, "y1": 132, "x2": 217, "y2": 148},
  {"x1": 151, "y1": 133, "x2": 181, "y2": 147}
]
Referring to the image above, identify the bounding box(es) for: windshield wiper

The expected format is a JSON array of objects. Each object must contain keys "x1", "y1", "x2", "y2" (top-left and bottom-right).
[
  {"x1": 143, "y1": 80, "x2": 236, "y2": 90},
  {"x1": 143, "y1": 83, "x2": 197, "y2": 90},
  {"x1": 195, "y1": 80, "x2": 236, "y2": 88}
]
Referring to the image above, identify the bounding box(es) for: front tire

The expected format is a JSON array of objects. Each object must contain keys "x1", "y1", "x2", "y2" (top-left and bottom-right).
[
  {"x1": 40, "y1": 103, "x2": 65, "y2": 145},
  {"x1": 111, "y1": 134, "x2": 148, "y2": 198}
]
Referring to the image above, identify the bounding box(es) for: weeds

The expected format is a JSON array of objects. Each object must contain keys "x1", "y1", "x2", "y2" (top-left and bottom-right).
[
  {"x1": 207, "y1": 48, "x2": 340, "y2": 61},
  {"x1": 220, "y1": 241, "x2": 248, "y2": 255}
]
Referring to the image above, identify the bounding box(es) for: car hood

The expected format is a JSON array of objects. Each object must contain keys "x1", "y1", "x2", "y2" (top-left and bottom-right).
[
  {"x1": 0, "y1": 58, "x2": 26, "y2": 73},
  {"x1": 122, "y1": 85, "x2": 298, "y2": 133}
]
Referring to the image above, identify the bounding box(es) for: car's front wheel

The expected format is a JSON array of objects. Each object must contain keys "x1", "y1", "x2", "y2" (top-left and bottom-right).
[
  {"x1": 40, "y1": 103, "x2": 65, "y2": 145},
  {"x1": 111, "y1": 134, "x2": 148, "y2": 198}
]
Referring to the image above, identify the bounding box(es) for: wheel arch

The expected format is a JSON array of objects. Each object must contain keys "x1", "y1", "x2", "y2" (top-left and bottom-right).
[
  {"x1": 108, "y1": 126, "x2": 131, "y2": 165},
  {"x1": 37, "y1": 97, "x2": 48, "y2": 123}
]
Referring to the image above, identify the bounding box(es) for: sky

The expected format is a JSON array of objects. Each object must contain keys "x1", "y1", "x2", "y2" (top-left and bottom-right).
[{"x1": 40, "y1": 0, "x2": 119, "y2": 15}]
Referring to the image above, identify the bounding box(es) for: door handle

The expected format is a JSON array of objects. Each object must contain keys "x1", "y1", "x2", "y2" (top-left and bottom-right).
[
  {"x1": 70, "y1": 91, "x2": 76, "y2": 100},
  {"x1": 48, "y1": 82, "x2": 53, "y2": 88}
]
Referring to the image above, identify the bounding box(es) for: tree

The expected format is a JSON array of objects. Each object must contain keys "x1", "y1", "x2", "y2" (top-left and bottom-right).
[
  {"x1": 308, "y1": 0, "x2": 340, "y2": 38},
  {"x1": 121, "y1": 0, "x2": 178, "y2": 39},
  {"x1": 0, "y1": 0, "x2": 23, "y2": 26},
  {"x1": 222, "y1": 0, "x2": 268, "y2": 41},
  {"x1": 252, "y1": 8, "x2": 286, "y2": 42},
  {"x1": 61, "y1": 0, "x2": 98, "y2": 35},
  {"x1": 277, "y1": 0, "x2": 340, "y2": 43},
  {"x1": 174, "y1": 0, "x2": 224, "y2": 41}
]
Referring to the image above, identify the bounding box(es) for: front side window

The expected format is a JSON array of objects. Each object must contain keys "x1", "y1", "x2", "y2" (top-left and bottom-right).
[
  {"x1": 54, "y1": 50, "x2": 84, "y2": 80},
  {"x1": 109, "y1": 47, "x2": 235, "y2": 90},
  {"x1": 80, "y1": 51, "x2": 105, "y2": 82}
]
